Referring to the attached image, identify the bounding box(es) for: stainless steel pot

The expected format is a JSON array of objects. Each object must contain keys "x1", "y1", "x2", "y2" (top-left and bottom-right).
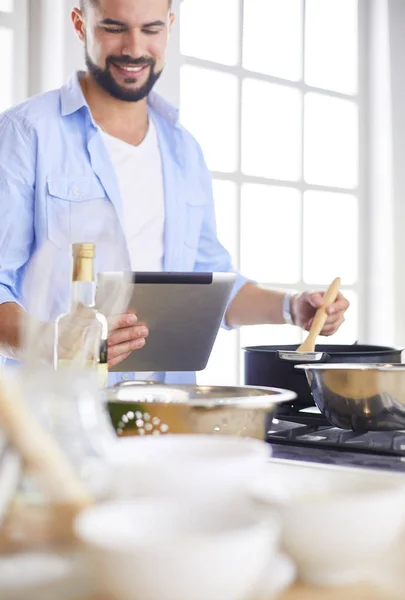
[
  {"x1": 106, "y1": 383, "x2": 296, "y2": 439},
  {"x1": 244, "y1": 344, "x2": 403, "y2": 411},
  {"x1": 296, "y1": 364, "x2": 405, "y2": 431}
]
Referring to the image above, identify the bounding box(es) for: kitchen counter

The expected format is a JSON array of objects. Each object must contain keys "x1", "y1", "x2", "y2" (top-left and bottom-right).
[
  {"x1": 281, "y1": 584, "x2": 395, "y2": 599},
  {"x1": 81, "y1": 585, "x2": 397, "y2": 600},
  {"x1": 0, "y1": 501, "x2": 401, "y2": 600},
  {"x1": 75, "y1": 589, "x2": 391, "y2": 600}
]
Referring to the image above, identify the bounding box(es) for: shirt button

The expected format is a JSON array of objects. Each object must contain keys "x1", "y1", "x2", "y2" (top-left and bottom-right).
[
  {"x1": 123, "y1": 374, "x2": 130, "y2": 381},
  {"x1": 74, "y1": 187, "x2": 80, "y2": 197}
]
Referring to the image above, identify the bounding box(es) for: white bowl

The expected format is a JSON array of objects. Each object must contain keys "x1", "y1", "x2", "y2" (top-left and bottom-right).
[
  {"x1": 255, "y1": 466, "x2": 405, "y2": 586},
  {"x1": 75, "y1": 499, "x2": 280, "y2": 600},
  {"x1": 255, "y1": 553, "x2": 296, "y2": 599},
  {"x1": 105, "y1": 434, "x2": 270, "y2": 506}
]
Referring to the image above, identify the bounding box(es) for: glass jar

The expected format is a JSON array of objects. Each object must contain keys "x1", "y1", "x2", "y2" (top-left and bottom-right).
[{"x1": 18, "y1": 366, "x2": 116, "y2": 501}]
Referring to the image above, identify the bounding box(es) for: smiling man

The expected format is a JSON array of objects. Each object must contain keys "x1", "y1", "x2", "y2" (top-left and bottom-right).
[
  {"x1": 0, "y1": 0, "x2": 349, "y2": 383},
  {"x1": 81, "y1": 0, "x2": 169, "y2": 104}
]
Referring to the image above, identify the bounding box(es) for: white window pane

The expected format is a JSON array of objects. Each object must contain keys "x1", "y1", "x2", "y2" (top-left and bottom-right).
[
  {"x1": 243, "y1": 0, "x2": 303, "y2": 81},
  {"x1": 241, "y1": 184, "x2": 301, "y2": 283},
  {"x1": 304, "y1": 93, "x2": 358, "y2": 188},
  {"x1": 0, "y1": 27, "x2": 13, "y2": 112},
  {"x1": 0, "y1": 0, "x2": 13, "y2": 12},
  {"x1": 180, "y1": 65, "x2": 239, "y2": 173},
  {"x1": 303, "y1": 191, "x2": 358, "y2": 285},
  {"x1": 197, "y1": 329, "x2": 239, "y2": 386},
  {"x1": 213, "y1": 180, "x2": 239, "y2": 268},
  {"x1": 180, "y1": 0, "x2": 239, "y2": 66},
  {"x1": 305, "y1": 0, "x2": 358, "y2": 95},
  {"x1": 242, "y1": 80, "x2": 302, "y2": 181},
  {"x1": 317, "y1": 290, "x2": 358, "y2": 344}
]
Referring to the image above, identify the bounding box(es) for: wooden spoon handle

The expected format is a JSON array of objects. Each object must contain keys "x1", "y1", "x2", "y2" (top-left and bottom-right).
[
  {"x1": 297, "y1": 277, "x2": 341, "y2": 352},
  {"x1": 0, "y1": 374, "x2": 93, "y2": 510},
  {"x1": 320, "y1": 277, "x2": 342, "y2": 310}
]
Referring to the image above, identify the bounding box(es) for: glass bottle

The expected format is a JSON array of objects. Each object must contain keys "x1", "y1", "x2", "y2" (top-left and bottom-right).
[{"x1": 54, "y1": 243, "x2": 108, "y2": 387}]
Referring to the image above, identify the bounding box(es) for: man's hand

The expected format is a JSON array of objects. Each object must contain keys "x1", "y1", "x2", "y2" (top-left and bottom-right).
[
  {"x1": 108, "y1": 313, "x2": 149, "y2": 368},
  {"x1": 291, "y1": 291, "x2": 349, "y2": 336}
]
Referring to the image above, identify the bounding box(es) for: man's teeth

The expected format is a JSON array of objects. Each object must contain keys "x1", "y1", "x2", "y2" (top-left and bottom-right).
[{"x1": 118, "y1": 65, "x2": 145, "y2": 72}]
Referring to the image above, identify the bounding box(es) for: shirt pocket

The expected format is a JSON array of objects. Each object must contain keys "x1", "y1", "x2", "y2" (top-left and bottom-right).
[
  {"x1": 184, "y1": 194, "x2": 206, "y2": 250},
  {"x1": 46, "y1": 178, "x2": 112, "y2": 250}
]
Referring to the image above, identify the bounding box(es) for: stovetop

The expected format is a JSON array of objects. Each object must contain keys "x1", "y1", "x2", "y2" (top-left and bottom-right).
[{"x1": 266, "y1": 407, "x2": 405, "y2": 473}]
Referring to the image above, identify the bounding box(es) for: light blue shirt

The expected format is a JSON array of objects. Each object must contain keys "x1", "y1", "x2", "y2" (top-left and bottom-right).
[{"x1": 0, "y1": 72, "x2": 249, "y2": 384}]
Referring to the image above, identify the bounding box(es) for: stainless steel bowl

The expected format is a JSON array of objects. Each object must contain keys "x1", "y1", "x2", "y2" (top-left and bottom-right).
[
  {"x1": 296, "y1": 363, "x2": 405, "y2": 431},
  {"x1": 106, "y1": 383, "x2": 296, "y2": 439}
]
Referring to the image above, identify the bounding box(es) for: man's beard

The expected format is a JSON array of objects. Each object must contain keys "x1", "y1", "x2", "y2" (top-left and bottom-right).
[{"x1": 85, "y1": 50, "x2": 163, "y2": 102}]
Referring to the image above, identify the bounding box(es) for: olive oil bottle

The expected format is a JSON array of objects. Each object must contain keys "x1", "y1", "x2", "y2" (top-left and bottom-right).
[{"x1": 54, "y1": 243, "x2": 108, "y2": 386}]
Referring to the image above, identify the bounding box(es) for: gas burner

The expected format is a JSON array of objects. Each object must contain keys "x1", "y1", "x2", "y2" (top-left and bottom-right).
[{"x1": 267, "y1": 403, "x2": 405, "y2": 472}]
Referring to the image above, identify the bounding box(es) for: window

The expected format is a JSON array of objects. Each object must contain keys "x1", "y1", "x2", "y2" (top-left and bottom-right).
[
  {"x1": 178, "y1": 0, "x2": 361, "y2": 385},
  {"x1": 0, "y1": 0, "x2": 28, "y2": 112}
]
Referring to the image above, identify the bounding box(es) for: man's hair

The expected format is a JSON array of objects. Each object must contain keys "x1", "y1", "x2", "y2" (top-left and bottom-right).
[
  {"x1": 80, "y1": 0, "x2": 95, "y2": 10},
  {"x1": 79, "y1": 0, "x2": 89, "y2": 9},
  {"x1": 80, "y1": 0, "x2": 173, "y2": 11}
]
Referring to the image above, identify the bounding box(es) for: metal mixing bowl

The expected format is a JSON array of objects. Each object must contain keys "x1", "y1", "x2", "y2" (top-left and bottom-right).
[
  {"x1": 106, "y1": 383, "x2": 296, "y2": 439},
  {"x1": 296, "y1": 364, "x2": 405, "y2": 431}
]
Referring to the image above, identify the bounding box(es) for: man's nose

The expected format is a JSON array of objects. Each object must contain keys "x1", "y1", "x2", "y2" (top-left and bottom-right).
[{"x1": 121, "y1": 28, "x2": 144, "y2": 59}]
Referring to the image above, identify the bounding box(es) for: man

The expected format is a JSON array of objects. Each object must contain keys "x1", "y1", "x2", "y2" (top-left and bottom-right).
[{"x1": 0, "y1": 0, "x2": 349, "y2": 384}]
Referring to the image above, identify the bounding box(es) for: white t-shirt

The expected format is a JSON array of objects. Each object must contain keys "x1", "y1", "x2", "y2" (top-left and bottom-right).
[
  {"x1": 100, "y1": 118, "x2": 165, "y2": 272},
  {"x1": 101, "y1": 118, "x2": 165, "y2": 381}
]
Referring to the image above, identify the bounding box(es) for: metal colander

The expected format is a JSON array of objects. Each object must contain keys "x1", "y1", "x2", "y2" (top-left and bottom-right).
[{"x1": 106, "y1": 383, "x2": 296, "y2": 439}]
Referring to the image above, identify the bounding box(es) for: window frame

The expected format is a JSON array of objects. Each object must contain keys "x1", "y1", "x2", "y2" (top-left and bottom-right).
[{"x1": 166, "y1": 0, "x2": 367, "y2": 383}]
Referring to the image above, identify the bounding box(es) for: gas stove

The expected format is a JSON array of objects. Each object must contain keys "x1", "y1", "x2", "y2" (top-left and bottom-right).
[{"x1": 266, "y1": 407, "x2": 405, "y2": 473}]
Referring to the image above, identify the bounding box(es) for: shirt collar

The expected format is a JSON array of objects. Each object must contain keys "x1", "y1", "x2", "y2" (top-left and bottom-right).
[
  {"x1": 60, "y1": 70, "x2": 180, "y2": 125},
  {"x1": 60, "y1": 71, "x2": 88, "y2": 117},
  {"x1": 148, "y1": 92, "x2": 179, "y2": 125}
]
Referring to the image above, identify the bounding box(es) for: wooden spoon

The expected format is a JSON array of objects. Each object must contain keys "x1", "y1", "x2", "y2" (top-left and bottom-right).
[
  {"x1": 296, "y1": 277, "x2": 341, "y2": 353},
  {"x1": 0, "y1": 373, "x2": 93, "y2": 511}
]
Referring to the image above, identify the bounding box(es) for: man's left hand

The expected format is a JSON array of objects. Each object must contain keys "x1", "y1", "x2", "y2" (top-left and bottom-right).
[{"x1": 291, "y1": 291, "x2": 350, "y2": 336}]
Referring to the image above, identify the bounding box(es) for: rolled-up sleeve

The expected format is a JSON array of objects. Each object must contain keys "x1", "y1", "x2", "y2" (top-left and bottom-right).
[
  {"x1": 0, "y1": 115, "x2": 36, "y2": 307},
  {"x1": 193, "y1": 146, "x2": 253, "y2": 330}
]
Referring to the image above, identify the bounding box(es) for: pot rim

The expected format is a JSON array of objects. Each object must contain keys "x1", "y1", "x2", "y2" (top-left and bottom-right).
[
  {"x1": 243, "y1": 344, "x2": 404, "y2": 354},
  {"x1": 295, "y1": 363, "x2": 405, "y2": 372}
]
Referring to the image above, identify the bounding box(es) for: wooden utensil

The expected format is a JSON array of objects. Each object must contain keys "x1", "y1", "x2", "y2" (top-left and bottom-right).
[
  {"x1": 296, "y1": 277, "x2": 341, "y2": 353},
  {"x1": 0, "y1": 373, "x2": 93, "y2": 511}
]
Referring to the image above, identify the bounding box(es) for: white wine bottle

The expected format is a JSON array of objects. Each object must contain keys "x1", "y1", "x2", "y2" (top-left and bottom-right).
[{"x1": 54, "y1": 243, "x2": 108, "y2": 386}]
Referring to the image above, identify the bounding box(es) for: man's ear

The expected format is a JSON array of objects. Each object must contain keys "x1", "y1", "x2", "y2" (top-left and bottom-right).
[
  {"x1": 72, "y1": 8, "x2": 86, "y2": 42},
  {"x1": 169, "y1": 12, "x2": 176, "y2": 34}
]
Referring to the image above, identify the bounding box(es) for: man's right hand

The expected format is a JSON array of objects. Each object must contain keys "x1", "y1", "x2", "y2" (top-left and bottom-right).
[{"x1": 107, "y1": 313, "x2": 149, "y2": 369}]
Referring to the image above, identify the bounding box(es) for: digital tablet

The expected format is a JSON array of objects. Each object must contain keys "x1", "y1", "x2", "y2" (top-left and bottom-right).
[{"x1": 96, "y1": 272, "x2": 236, "y2": 373}]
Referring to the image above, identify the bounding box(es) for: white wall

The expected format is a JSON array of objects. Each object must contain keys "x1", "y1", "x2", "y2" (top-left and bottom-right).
[
  {"x1": 388, "y1": 0, "x2": 405, "y2": 351},
  {"x1": 29, "y1": 0, "x2": 66, "y2": 95},
  {"x1": 364, "y1": 0, "x2": 396, "y2": 345},
  {"x1": 64, "y1": 0, "x2": 85, "y2": 79},
  {"x1": 365, "y1": 0, "x2": 405, "y2": 351}
]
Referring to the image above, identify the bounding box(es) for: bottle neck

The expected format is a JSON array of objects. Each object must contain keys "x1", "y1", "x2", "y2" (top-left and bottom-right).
[
  {"x1": 71, "y1": 281, "x2": 96, "y2": 308},
  {"x1": 72, "y1": 256, "x2": 96, "y2": 308}
]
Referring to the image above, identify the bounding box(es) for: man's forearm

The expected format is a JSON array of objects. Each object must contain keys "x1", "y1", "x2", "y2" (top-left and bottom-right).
[
  {"x1": 0, "y1": 302, "x2": 25, "y2": 360},
  {"x1": 225, "y1": 283, "x2": 287, "y2": 328}
]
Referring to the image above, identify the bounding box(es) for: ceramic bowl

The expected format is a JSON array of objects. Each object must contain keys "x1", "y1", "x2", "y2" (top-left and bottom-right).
[
  {"x1": 75, "y1": 499, "x2": 280, "y2": 600},
  {"x1": 104, "y1": 434, "x2": 271, "y2": 508},
  {"x1": 254, "y1": 465, "x2": 405, "y2": 586}
]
